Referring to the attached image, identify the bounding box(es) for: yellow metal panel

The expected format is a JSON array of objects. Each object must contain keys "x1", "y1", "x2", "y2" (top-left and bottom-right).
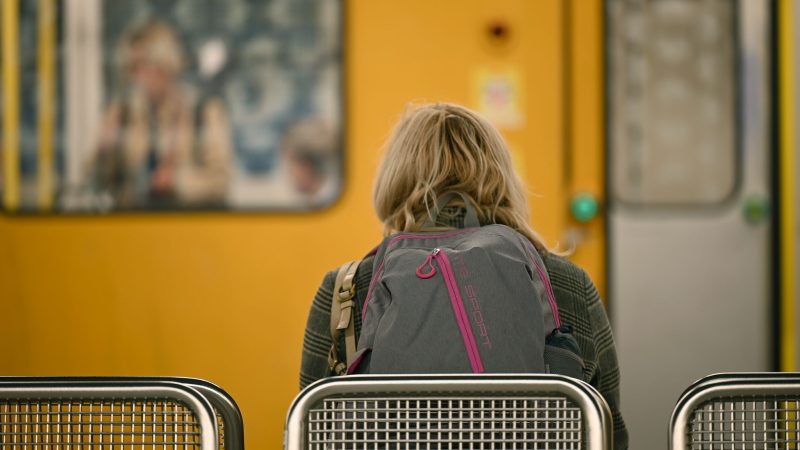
[
  {"x1": 37, "y1": 0, "x2": 56, "y2": 211},
  {"x1": 349, "y1": 0, "x2": 566, "y2": 246},
  {"x1": 0, "y1": 1, "x2": 567, "y2": 448},
  {"x1": 2, "y1": 0, "x2": 20, "y2": 211},
  {"x1": 779, "y1": 0, "x2": 797, "y2": 372}
]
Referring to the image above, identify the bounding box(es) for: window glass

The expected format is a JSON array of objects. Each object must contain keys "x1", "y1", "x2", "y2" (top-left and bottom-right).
[
  {"x1": 6, "y1": 0, "x2": 344, "y2": 212},
  {"x1": 608, "y1": 0, "x2": 737, "y2": 206}
]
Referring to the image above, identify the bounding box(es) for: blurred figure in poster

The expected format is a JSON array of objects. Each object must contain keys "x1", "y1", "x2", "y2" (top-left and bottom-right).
[
  {"x1": 223, "y1": 30, "x2": 343, "y2": 209},
  {"x1": 92, "y1": 19, "x2": 232, "y2": 210},
  {"x1": 224, "y1": 36, "x2": 296, "y2": 208},
  {"x1": 280, "y1": 118, "x2": 340, "y2": 208}
]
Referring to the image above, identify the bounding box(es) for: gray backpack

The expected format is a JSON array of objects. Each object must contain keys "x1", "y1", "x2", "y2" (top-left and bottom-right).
[{"x1": 329, "y1": 192, "x2": 584, "y2": 379}]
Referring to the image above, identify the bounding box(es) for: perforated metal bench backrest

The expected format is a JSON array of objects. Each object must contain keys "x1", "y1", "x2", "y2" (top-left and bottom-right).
[
  {"x1": 285, "y1": 375, "x2": 613, "y2": 450},
  {"x1": 671, "y1": 373, "x2": 800, "y2": 450},
  {"x1": 0, "y1": 379, "x2": 219, "y2": 450}
]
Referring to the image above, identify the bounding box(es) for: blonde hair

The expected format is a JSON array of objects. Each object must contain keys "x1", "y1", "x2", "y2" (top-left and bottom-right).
[
  {"x1": 373, "y1": 102, "x2": 547, "y2": 251},
  {"x1": 117, "y1": 19, "x2": 186, "y2": 79}
]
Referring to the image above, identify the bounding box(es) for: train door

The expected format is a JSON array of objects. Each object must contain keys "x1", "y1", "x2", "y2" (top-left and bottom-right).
[{"x1": 606, "y1": 1, "x2": 774, "y2": 447}]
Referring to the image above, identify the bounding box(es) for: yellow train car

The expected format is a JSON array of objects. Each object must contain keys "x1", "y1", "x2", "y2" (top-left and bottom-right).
[{"x1": 1, "y1": 0, "x2": 797, "y2": 448}]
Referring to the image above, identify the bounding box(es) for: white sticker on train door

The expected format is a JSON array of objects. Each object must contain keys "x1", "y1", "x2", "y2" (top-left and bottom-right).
[{"x1": 472, "y1": 67, "x2": 525, "y2": 130}]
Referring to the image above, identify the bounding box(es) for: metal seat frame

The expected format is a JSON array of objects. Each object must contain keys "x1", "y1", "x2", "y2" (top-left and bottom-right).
[
  {"x1": 164, "y1": 377, "x2": 245, "y2": 450},
  {"x1": 0, "y1": 376, "x2": 243, "y2": 450},
  {"x1": 670, "y1": 372, "x2": 800, "y2": 449},
  {"x1": 285, "y1": 374, "x2": 613, "y2": 450}
]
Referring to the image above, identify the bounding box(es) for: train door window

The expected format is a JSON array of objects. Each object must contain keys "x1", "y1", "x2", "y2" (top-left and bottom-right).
[{"x1": 607, "y1": 0, "x2": 737, "y2": 206}]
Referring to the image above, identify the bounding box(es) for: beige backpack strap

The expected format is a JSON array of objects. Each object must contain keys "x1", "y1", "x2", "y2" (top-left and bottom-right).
[
  {"x1": 328, "y1": 259, "x2": 361, "y2": 375},
  {"x1": 339, "y1": 260, "x2": 360, "y2": 366}
]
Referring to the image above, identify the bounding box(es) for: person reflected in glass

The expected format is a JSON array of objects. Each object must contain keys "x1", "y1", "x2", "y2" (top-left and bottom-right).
[{"x1": 93, "y1": 19, "x2": 232, "y2": 210}]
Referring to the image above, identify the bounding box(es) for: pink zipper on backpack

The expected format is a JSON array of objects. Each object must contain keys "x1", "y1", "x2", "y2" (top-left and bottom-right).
[
  {"x1": 431, "y1": 247, "x2": 485, "y2": 373},
  {"x1": 362, "y1": 228, "x2": 479, "y2": 320}
]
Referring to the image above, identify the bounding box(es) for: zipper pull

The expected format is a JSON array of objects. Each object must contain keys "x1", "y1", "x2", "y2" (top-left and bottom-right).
[{"x1": 416, "y1": 248, "x2": 439, "y2": 279}]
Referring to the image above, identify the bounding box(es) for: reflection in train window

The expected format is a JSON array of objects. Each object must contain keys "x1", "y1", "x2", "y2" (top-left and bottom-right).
[
  {"x1": 607, "y1": 0, "x2": 737, "y2": 206},
  {"x1": 3, "y1": 0, "x2": 344, "y2": 213}
]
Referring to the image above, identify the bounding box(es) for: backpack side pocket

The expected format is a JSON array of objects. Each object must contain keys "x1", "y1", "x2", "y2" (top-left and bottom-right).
[{"x1": 544, "y1": 327, "x2": 585, "y2": 380}]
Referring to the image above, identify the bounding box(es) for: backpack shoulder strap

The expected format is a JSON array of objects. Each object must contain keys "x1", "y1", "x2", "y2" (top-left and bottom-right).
[{"x1": 327, "y1": 259, "x2": 361, "y2": 375}]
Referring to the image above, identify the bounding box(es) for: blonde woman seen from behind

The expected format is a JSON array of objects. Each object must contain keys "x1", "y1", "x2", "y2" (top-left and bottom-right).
[{"x1": 299, "y1": 103, "x2": 628, "y2": 449}]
